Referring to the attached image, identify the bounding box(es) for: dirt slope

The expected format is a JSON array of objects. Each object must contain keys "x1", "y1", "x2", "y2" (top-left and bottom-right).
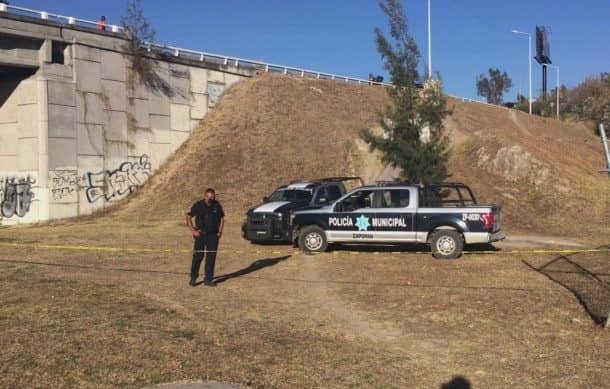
[
  {"x1": 444, "y1": 100, "x2": 609, "y2": 239},
  {"x1": 117, "y1": 74, "x2": 609, "y2": 241},
  {"x1": 118, "y1": 74, "x2": 388, "y2": 218}
]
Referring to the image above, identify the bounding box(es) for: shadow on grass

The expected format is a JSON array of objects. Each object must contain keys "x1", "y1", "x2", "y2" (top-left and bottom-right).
[
  {"x1": 0, "y1": 256, "x2": 549, "y2": 292},
  {"x1": 325, "y1": 243, "x2": 499, "y2": 254},
  {"x1": 441, "y1": 375, "x2": 472, "y2": 389},
  {"x1": 0, "y1": 255, "x2": 292, "y2": 283},
  {"x1": 523, "y1": 244, "x2": 610, "y2": 327},
  {"x1": 327, "y1": 243, "x2": 430, "y2": 253},
  {"x1": 248, "y1": 241, "x2": 293, "y2": 246},
  {"x1": 214, "y1": 255, "x2": 291, "y2": 284}
]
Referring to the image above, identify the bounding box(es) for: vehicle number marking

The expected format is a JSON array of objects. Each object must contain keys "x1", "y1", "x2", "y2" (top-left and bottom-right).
[{"x1": 462, "y1": 213, "x2": 481, "y2": 222}]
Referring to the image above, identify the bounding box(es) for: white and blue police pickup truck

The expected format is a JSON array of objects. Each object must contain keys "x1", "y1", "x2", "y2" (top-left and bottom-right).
[
  {"x1": 242, "y1": 177, "x2": 363, "y2": 243},
  {"x1": 291, "y1": 182, "x2": 504, "y2": 259}
]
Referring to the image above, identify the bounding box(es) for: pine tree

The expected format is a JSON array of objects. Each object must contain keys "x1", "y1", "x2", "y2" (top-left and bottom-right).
[{"x1": 360, "y1": 0, "x2": 451, "y2": 184}]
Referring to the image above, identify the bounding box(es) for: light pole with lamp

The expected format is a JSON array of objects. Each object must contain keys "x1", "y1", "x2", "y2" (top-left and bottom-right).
[
  {"x1": 546, "y1": 64, "x2": 560, "y2": 118},
  {"x1": 511, "y1": 29, "x2": 532, "y2": 115},
  {"x1": 427, "y1": 0, "x2": 432, "y2": 80}
]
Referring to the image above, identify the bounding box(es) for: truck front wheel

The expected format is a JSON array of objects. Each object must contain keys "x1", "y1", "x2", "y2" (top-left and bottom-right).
[
  {"x1": 430, "y1": 230, "x2": 463, "y2": 259},
  {"x1": 298, "y1": 226, "x2": 328, "y2": 253}
]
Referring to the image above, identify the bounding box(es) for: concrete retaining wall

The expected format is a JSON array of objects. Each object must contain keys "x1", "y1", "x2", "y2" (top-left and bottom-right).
[
  {"x1": 0, "y1": 15, "x2": 250, "y2": 224},
  {"x1": 0, "y1": 70, "x2": 41, "y2": 224}
]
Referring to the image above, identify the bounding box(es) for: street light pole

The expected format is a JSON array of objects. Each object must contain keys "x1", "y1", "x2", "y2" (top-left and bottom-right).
[
  {"x1": 512, "y1": 29, "x2": 532, "y2": 115},
  {"x1": 546, "y1": 64, "x2": 560, "y2": 118},
  {"x1": 427, "y1": 0, "x2": 432, "y2": 80},
  {"x1": 511, "y1": 30, "x2": 532, "y2": 114}
]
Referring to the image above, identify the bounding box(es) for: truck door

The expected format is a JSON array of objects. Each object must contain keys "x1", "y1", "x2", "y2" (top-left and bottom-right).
[
  {"x1": 366, "y1": 188, "x2": 415, "y2": 242},
  {"x1": 326, "y1": 189, "x2": 373, "y2": 242},
  {"x1": 326, "y1": 188, "x2": 415, "y2": 242}
]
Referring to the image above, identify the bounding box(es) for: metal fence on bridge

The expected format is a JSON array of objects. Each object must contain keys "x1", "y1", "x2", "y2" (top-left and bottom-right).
[{"x1": 1, "y1": 3, "x2": 495, "y2": 105}]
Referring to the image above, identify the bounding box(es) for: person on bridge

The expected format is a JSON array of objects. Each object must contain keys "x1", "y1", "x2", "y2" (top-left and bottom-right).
[
  {"x1": 186, "y1": 188, "x2": 225, "y2": 287},
  {"x1": 97, "y1": 16, "x2": 106, "y2": 31}
]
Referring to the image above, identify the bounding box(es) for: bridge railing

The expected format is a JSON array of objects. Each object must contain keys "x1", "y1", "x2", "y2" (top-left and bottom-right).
[
  {"x1": 1, "y1": 3, "x2": 123, "y2": 33},
  {"x1": 0, "y1": 3, "x2": 393, "y2": 87},
  {"x1": 1, "y1": 3, "x2": 495, "y2": 104},
  {"x1": 143, "y1": 42, "x2": 394, "y2": 86},
  {"x1": 447, "y1": 94, "x2": 494, "y2": 106}
]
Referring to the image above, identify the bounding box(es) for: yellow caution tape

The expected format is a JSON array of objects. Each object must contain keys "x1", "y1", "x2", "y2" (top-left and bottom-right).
[{"x1": 0, "y1": 241, "x2": 607, "y2": 256}]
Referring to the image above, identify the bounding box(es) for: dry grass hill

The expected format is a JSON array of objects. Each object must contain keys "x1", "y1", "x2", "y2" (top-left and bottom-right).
[
  {"x1": 446, "y1": 99, "x2": 609, "y2": 240},
  {"x1": 117, "y1": 74, "x2": 609, "y2": 242}
]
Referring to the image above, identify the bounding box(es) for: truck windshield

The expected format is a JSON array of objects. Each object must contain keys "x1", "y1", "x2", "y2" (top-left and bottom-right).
[{"x1": 267, "y1": 189, "x2": 313, "y2": 202}]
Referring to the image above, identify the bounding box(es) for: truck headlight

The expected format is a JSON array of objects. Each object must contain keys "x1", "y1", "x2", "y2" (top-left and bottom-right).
[{"x1": 274, "y1": 212, "x2": 283, "y2": 220}]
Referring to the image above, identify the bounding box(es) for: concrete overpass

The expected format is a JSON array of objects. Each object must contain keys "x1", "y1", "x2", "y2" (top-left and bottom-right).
[
  {"x1": 0, "y1": 4, "x2": 399, "y2": 225},
  {"x1": 0, "y1": 5, "x2": 254, "y2": 224}
]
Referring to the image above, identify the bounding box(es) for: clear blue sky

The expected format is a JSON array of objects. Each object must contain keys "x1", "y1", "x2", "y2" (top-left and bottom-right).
[{"x1": 13, "y1": 0, "x2": 610, "y2": 101}]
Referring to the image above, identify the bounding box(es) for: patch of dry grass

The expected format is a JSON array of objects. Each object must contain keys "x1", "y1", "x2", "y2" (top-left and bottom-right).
[
  {"x1": 0, "y1": 262, "x2": 418, "y2": 388},
  {"x1": 0, "y1": 219, "x2": 608, "y2": 387},
  {"x1": 524, "y1": 249, "x2": 610, "y2": 326}
]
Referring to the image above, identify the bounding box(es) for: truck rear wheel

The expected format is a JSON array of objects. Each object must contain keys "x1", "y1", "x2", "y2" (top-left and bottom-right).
[
  {"x1": 298, "y1": 226, "x2": 328, "y2": 253},
  {"x1": 430, "y1": 230, "x2": 463, "y2": 259}
]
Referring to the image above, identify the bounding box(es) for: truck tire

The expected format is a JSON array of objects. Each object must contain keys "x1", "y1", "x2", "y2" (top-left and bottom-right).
[
  {"x1": 298, "y1": 225, "x2": 328, "y2": 253},
  {"x1": 430, "y1": 230, "x2": 463, "y2": 259}
]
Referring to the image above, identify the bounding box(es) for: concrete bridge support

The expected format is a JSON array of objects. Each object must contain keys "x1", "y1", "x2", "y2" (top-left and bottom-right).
[{"x1": 0, "y1": 12, "x2": 251, "y2": 224}]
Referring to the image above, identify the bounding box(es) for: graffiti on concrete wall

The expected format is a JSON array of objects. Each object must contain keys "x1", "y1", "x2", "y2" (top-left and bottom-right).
[
  {"x1": 0, "y1": 176, "x2": 35, "y2": 218},
  {"x1": 83, "y1": 154, "x2": 152, "y2": 203},
  {"x1": 50, "y1": 170, "x2": 80, "y2": 201}
]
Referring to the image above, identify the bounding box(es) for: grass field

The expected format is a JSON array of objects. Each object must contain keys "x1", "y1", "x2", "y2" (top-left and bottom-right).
[{"x1": 1, "y1": 218, "x2": 608, "y2": 388}]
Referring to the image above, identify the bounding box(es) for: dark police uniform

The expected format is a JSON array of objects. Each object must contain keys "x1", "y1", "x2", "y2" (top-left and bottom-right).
[{"x1": 187, "y1": 199, "x2": 224, "y2": 282}]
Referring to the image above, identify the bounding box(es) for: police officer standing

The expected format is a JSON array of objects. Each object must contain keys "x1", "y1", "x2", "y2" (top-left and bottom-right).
[{"x1": 186, "y1": 188, "x2": 224, "y2": 287}]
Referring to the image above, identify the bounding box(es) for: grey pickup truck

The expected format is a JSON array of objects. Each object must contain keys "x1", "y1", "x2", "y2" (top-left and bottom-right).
[{"x1": 291, "y1": 182, "x2": 504, "y2": 259}]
